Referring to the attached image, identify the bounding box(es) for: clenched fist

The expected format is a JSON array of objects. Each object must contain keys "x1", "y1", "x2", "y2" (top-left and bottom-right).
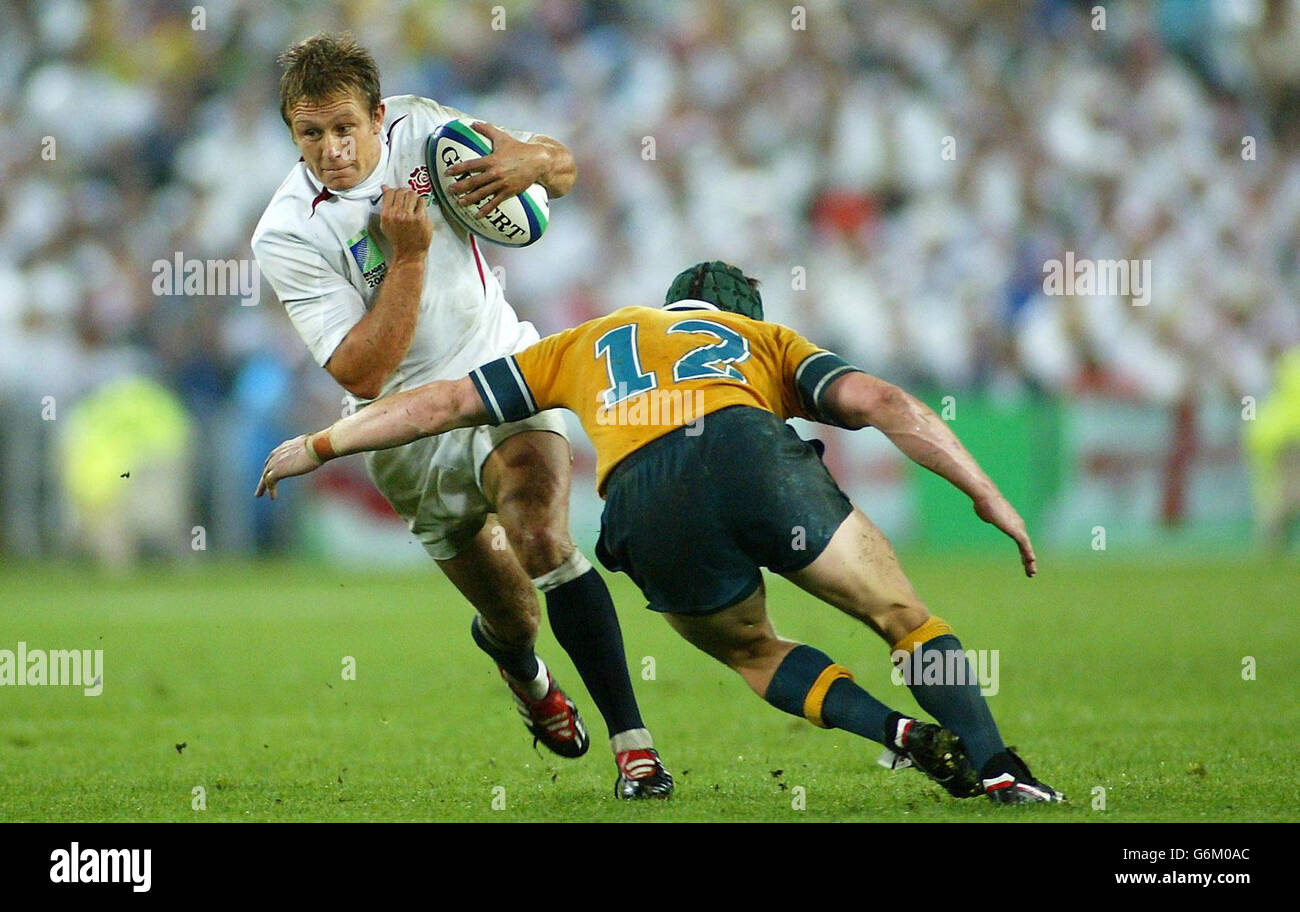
[{"x1": 379, "y1": 185, "x2": 433, "y2": 263}]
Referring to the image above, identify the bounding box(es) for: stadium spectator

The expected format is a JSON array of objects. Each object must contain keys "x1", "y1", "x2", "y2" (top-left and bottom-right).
[{"x1": 1, "y1": 0, "x2": 1296, "y2": 555}]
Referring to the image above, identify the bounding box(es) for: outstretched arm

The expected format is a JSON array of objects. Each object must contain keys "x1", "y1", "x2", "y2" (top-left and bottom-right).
[
  {"x1": 821, "y1": 371, "x2": 1037, "y2": 577},
  {"x1": 255, "y1": 376, "x2": 487, "y2": 499}
]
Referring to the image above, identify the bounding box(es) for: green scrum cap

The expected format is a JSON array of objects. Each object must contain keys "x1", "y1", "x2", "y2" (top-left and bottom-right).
[{"x1": 664, "y1": 261, "x2": 763, "y2": 320}]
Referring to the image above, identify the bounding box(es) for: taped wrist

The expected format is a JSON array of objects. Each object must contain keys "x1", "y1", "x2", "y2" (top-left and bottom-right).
[{"x1": 306, "y1": 430, "x2": 337, "y2": 464}]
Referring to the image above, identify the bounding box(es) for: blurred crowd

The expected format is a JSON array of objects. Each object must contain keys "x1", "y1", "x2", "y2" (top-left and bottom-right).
[{"x1": 1, "y1": 0, "x2": 1298, "y2": 558}]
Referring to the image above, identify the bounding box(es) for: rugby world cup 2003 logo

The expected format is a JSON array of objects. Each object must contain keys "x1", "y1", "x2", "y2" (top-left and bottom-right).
[
  {"x1": 408, "y1": 165, "x2": 433, "y2": 197},
  {"x1": 347, "y1": 229, "x2": 388, "y2": 289}
]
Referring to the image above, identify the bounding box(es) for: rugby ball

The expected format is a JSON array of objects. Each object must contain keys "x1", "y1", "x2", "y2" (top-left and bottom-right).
[{"x1": 427, "y1": 119, "x2": 549, "y2": 248}]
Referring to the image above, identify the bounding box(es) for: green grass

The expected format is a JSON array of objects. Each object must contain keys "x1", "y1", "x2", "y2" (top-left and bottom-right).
[{"x1": 1, "y1": 553, "x2": 1296, "y2": 822}]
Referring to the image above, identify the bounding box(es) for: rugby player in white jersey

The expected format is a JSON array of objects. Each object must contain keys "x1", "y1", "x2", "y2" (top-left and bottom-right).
[{"x1": 251, "y1": 33, "x2": 670, "y2": 798}]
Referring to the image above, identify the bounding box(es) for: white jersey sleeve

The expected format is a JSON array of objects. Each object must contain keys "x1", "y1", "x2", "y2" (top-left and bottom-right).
[{"x1": 253, "y1": 227, "x2": 365, "y2": 368}]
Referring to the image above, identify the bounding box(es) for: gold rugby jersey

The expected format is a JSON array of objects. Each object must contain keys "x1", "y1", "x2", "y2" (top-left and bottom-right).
[{"x1": 469, "y1": 301, "x2": 862, "y2": 493}]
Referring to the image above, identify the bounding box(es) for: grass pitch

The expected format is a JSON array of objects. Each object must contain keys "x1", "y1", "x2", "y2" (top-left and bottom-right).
[{"x1": 1, "y1": 553, "x2": 1296, "y2": 822}]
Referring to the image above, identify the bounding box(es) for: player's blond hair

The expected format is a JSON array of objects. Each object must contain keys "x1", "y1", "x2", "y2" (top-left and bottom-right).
[{"x1": 276, "y1": 32, "x2": 382, "y2": 127}]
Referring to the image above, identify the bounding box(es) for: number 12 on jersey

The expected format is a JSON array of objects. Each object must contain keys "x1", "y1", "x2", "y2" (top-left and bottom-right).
[{"x1": 595, "y1": 319, "x2": 751, "y2": 408}]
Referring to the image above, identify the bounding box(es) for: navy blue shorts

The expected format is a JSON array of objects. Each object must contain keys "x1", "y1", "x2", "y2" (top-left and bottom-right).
[{"x1": 596, "y1": 406, "x2": 853, "y2": 615}]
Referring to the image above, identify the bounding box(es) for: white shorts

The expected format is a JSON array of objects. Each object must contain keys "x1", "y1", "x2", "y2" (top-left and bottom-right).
[{"x1": 364, "y1": 409, "x2": 569, "y2": 560}]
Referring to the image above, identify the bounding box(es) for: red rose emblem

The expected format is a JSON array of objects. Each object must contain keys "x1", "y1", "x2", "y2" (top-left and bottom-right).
[{"x1": 409, "y1": 165, "x2": 433, "y2": 196}]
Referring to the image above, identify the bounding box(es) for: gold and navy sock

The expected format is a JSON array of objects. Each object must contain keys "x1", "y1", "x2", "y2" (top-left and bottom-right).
[
  {"x1": 765, "y1": 644, "x2": 894, "y2": 744},
  {"x1": 891, "y1": 617, "x2": 1005, "y2": 770}
]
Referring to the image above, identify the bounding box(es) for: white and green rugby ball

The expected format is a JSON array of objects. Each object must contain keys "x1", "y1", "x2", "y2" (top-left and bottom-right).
[{"x1": 427, "y1": 119, "x2": 549, "y2": 248}]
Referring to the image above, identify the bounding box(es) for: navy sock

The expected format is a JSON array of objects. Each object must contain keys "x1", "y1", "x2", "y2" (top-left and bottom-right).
[
  {"x1": 470, "y1": 614, "x2": 539, "y2": 684},
  {"x1": 765, "y1": 644, "x2": 894, "y2": 744},
  {"x1": 900, "y1": 633, "x2": 1005, "y2": 770},
  {"x1": 545, "y1": 567, "x2": 644, "y2": 738},
  {"x1": 820, "y1": 678, "x2": 894, "y2": 745}
]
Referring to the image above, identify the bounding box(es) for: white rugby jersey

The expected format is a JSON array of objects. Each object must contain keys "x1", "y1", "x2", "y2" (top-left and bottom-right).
[{"x1": 252, "y1": 95, "x2": 541, "y2": 403}]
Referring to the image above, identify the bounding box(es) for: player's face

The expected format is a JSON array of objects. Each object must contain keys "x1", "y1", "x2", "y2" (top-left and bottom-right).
[{"x1": 288, "y1": 91, "x2": 385, "y2": 192}]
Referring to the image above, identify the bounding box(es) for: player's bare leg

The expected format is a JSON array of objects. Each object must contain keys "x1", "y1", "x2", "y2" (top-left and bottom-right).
[
  {"x1": 437, "y1": 522, "x2": 589, "y2": 758},
  {"x1": 662, "y1": 580, "x2": 796, "y2": 696},
  {"x1": 784, "y1": 507, "x2": 1062, "y2": 802},
  {"x1": 664, "y1": 578, "x2": 979, "y2": 796},
  {"x1": 781, "y1": 507, "x2": 930, "y2": 644},
  {"x1": 482, "y1": 429, "x2": 669, "y2": 798},
  {"x1": 437, "y1": 523, "x2": 539, "y2": 646},
  {"x1": 480, "y1": 430, "x2": 573, "y2": 576}
]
